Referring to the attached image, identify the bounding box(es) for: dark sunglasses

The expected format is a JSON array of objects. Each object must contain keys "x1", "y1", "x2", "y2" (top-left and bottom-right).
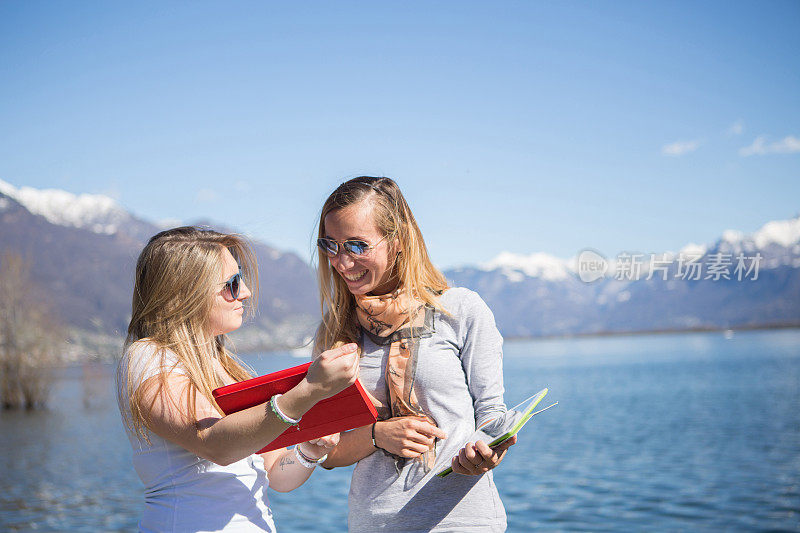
[
  {"x1": 222, "y1": 271, "x2": 243, "y2": 299},
  {"x1": 317, "y1": 235, "x2": 387, "y2": 258}
]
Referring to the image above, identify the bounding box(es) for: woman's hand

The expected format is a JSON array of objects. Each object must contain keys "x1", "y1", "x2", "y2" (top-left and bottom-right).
[
  {"x1": 450, "y1": 435, "x2": 517, "y2": 476},
  {"x1": 264, "y1": 433, "x2": 342, "y2": 492},
  {"x1": 304, "y1": 343, "x2": 359, "y2": 400},
  {"x1": 373, "y1": 416, "x2": 448, "y2": 458},
  {"x1": 298, "y1": 433, "x2": 340, "y2": 460}
]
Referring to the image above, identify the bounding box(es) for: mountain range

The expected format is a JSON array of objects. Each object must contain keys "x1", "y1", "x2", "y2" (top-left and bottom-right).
[
  {"x1": 1, "y1": 179, "x2": 798, "y2": 359},
  {"x1": 0, "y1": 180, "x2": 318, "y2": 359},
  {"x1": 447, "y1": 216, "x2": 800, "y2": 337}
]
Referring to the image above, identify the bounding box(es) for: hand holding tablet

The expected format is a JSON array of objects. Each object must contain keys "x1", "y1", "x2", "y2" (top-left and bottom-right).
[
  {"x1": 213, "y1": 362, "x2": 378, "y2": 453},
  {"x1": 437, "y1": 388, "x2": 557, "y2": 477}
]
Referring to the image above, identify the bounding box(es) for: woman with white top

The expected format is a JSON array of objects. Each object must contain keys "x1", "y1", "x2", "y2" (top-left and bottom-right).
[{"x1": 117, "y1": 226, "x2": 359, "y2": 532}]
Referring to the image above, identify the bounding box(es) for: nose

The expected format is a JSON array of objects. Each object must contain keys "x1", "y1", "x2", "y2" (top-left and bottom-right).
[
  {"x1": 330, "y1": 251, "x2": 355, "y2": 272},
  {"x1": 237, "y1": 280, "x2": 252, "y2": 301}
]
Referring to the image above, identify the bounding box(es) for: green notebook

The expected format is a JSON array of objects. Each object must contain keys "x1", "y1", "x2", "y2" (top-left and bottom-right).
[{"x1": 437, "y1": 388, "x2": 556, "y2": 478}]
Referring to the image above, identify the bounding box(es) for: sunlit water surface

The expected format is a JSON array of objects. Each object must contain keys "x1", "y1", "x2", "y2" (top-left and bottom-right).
[{"x1": 1, "y1": 329, "x2": 798, "y2": 531}]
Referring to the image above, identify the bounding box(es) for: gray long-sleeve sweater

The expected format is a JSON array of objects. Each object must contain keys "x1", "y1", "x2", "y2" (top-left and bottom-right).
[{"x1": 348, "y1": 287, "x2": 508, "y2": 532}]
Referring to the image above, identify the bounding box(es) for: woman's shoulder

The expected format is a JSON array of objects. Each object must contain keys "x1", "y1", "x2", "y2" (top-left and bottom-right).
[
  {"x1": 434, "y1": 287, "x2": 501, "y2": 347},
  {"x1": 125, "y1": 338, "x2": 176, "y2": 361},
  {"x1": 122, "y1": 339, "x2": 184, "y2": 382},
  {"x1": 439, "y1": 286, "x2": 488, "y2": 307},
  {"x1": 438, "y1": 287, "x2": 494, "y2": 320}
]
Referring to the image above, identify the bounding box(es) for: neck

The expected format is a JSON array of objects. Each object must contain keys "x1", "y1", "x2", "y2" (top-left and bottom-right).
[{"x1": 367, "y1": 274, "x2": 400, "y2": 296}]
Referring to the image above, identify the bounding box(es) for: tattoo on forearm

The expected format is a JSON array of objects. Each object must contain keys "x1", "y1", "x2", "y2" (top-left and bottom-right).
[{"x1": 279, "y1": 455, "x2": 295, "y2": 471}]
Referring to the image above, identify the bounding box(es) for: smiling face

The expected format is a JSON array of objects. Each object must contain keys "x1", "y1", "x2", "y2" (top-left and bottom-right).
[
  {"x1": 323, "y1": 200, "x2": 398, "y2": 296},
  {"x1": 207, "y1": 247, "x2": 252, "y2": 336}
]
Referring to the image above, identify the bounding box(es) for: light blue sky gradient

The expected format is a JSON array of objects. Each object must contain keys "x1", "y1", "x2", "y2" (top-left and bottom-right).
[{"x1": 1, "y1": 1, "x2": 798, "y2": 267}]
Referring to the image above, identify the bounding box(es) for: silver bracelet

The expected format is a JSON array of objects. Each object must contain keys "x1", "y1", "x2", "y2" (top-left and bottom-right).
[
  {"x1": 269, "y1": 393, "x2": 301, "y2": 425},
  {"x1": 294, "y1": 445, "x2": 327, "y2": 469}
]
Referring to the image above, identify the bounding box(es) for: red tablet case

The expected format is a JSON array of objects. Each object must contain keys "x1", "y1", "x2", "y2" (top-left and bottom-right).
[{"x1": 212, "y1": 362, "x2": 378, "y2": 453}]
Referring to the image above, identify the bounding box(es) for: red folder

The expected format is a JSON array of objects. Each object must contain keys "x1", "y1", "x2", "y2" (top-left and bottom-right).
[{"x1": 212, "y1": 362, "x2": 378, "y2": 453}]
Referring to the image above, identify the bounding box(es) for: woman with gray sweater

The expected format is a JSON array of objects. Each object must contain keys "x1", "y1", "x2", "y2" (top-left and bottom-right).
[{"x1": 316, "y1": 176, "x2": 515, "y2": 532}]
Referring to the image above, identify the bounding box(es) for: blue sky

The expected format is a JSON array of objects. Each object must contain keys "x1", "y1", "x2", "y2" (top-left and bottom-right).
[{"x1": 1, "y1": 1, "x2": 798, "y2": 268}]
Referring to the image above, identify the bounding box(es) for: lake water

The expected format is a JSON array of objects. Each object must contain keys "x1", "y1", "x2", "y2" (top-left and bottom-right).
[{"x1": 1, "y1": 329, "x2": 799, "y2": 531}]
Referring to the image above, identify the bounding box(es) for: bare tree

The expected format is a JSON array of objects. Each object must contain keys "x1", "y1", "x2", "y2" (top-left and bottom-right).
[{"x1": 0, "y1": 251, "x2": 63, "y2": 409}]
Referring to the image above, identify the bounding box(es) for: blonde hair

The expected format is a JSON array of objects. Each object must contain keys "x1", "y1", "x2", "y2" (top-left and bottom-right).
[
  {"x1": 118, "y1": 226, "x2": 259, "y2": 442},
  {"x1": 313, "y1": 177, "x2": 449, "y2": 354}
]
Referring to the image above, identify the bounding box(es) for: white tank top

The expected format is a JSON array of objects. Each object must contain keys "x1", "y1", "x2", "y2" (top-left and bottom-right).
[{"x1": 118, "y1": 341, "x2": 277, "y2": 532}]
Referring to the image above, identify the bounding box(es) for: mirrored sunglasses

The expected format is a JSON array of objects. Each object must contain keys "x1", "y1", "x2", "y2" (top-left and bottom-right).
[{"x1": 317, "y1": 237, "x2": 385, "y2": 257}]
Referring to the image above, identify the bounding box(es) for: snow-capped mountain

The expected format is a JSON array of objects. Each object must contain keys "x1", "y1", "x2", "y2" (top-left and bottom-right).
[
  {"x1": 481, "y1": 252, "x2": 572, "y2": 282},
  {"x1": 724, "y1": 217, "x2": 800, "y2": 249},
  {"x1": 0, "y1": 179, "x2": 132, "y2": 235},
  {"x1": 445, "y1": 215, "x2": 800, "y2": 337},
  {"x1": 713, "y1": 216, "x2": 800, "y2": 269},
  {"x1": 474, "y1": 214, "x2": 800, "y2": 284},
  {"x1": 0, "y1": 180, "x2": 318, "y2": 357},
  {"x1": 0, "y1": 179, "x2": 160, "y2": 244}
]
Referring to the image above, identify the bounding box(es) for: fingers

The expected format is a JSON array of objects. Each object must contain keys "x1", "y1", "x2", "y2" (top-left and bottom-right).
[
  {"x1": 464, "y1": 442, "x2": 483, "y2": 466},
  {"x1": 452, "y1": 436, "x2": 516, "y2": 476},
  {"x1": 374, "y1": 417, "x2": 444, "y2": 458},
  {"x1": 404, "y1": 432, "x2": 435, "y2": 447},
  {"x1": 299, "y1": 432, "x2": 341, "y2": 460},
  {"x1": 474, "y1": 440, "x2": 496, "y2": 460},
  {"x1": 474, "y1": 440, "x2": 503, "y2": 466},
  {"x1": 490, "y1": 435, "x2": 517, "y2": 454},
  {"x1": 319, "y1": 343, "x2": 358, "y2": 361},
  {"x1": 396, "y1": 440, "x2": 432, "y2": 458},
  {"x1": 335, "y1": 344, "x2": 359, "y2": 383},
  {"x1": 452, "y1": 442, "x2": 484, "y2": 475},
  {"x1": 320, "y1": 343, "x2": 359, "y2": 379},
  {"x1": 307, "y1": 343, "x2": 360, "y2": 397},
  {"x1": 410, "y1": 418, "x2": 448, "y2": 440},
  {"x1": 319, "y1": 433, "x2": 340, "y2": 447},
  {"x1": 394, "y1": 424, "x2": 433, "y2": 457},
  {"x1": 308, "y1": 432, "x2": 340, "y2": 449},
  {"x1": 401, "y1": 420, "x2": 440, "y2": 446}
]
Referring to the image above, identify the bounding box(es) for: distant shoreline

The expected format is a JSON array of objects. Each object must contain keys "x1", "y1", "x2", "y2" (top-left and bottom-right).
[
  {"x1": 504, "y1": 321, "x2": 800, "y2": 343},
  {"x1": 66, "y1": 321, "x2": 800, "y2": 362}
]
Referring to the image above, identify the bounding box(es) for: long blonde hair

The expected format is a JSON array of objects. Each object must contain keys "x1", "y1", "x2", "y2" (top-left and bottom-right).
[
  {"x1": 313, "y1": 177, "x2": 449, "y2": 354},
  {"x1": 119, "y1": 226, "x2": 259, "y2": 441}
]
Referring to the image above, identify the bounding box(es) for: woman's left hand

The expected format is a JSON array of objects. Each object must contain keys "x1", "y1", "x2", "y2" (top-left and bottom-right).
[
  {"x1": 297, "y1": 433, "x2": 340, "y2": 460},
  {"x1": 450, "y1": 435, "x2": 517, "y2": 476}
]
